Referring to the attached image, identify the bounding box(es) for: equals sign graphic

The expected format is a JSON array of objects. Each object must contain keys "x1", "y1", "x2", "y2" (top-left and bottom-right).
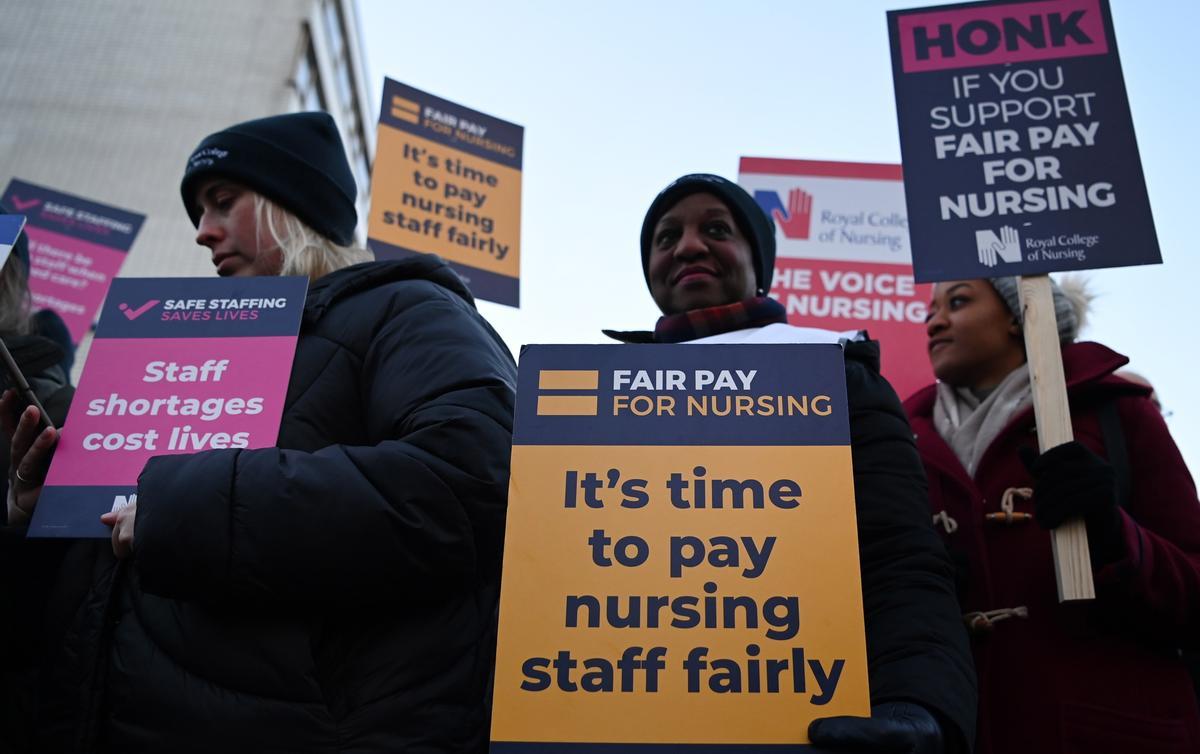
[{"x1": 536, "y1": 370, "x2": 599, "y2": 416}]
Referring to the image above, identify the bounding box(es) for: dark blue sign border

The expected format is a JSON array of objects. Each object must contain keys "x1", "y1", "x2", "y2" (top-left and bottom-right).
[
  {"x1": 380, "y1": 78, "x2": 524, "y2": 171},
  {"x1": 95, "y1": 276, "x2": 309, "y2": 339},
  {"x1": 1, "y1": 179, "x2": 145, "y2": 251},
  {"x1": 887, "y1": 0, "x2": 1160, "y2": 282},
  {"x1": 513, "y1": 344, "x2": 850, "y2": 447}
]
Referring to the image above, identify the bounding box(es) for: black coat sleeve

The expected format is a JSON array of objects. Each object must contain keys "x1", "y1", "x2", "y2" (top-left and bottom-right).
[
  {"x1": 132, "y1": 291, "x2": 515, "y2": 609},
  {"x1": 844, "y1": 343, "x2": 977, "y2": 751}
]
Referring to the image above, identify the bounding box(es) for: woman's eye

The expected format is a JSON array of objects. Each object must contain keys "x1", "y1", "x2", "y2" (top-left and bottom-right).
[
  {"x1": 655, "y1": 229, "x2": 678, "y2": 248},
  {"x1": 705, "y1": 222, "x2": 730, "y2": 237},
  {"x1": 948, "y1": 296, "x2": 968, "y2": 309}
]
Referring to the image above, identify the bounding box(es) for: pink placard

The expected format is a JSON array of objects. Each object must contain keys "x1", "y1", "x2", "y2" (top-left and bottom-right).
[
  {"x1": 29, "y1": 275, "x2": 307, "y2": 538},
  {"x1": 26, "y1": 226, "x2": 130, "y2": 343},
  {"x1": 45, "y1": 336, "x2": 299, "y2": 486}
]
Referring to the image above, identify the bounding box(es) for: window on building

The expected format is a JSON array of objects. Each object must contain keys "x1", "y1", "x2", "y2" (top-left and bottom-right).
[{"x1": 292, "y1": 40, "x2": 326, "y2": 112}]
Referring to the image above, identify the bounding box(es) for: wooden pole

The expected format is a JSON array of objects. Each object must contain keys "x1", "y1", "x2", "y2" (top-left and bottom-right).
[{"x1": 1018, "y1": 275, "x2": 1095, "y2": 601}]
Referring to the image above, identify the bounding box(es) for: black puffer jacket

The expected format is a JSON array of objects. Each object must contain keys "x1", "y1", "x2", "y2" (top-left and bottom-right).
[
  {"x1": 606, "y1": 328, "x2": 977, "y2": 751},
  {"x1": 34, "y1": 257, "x2": 516, "y2": 753}
]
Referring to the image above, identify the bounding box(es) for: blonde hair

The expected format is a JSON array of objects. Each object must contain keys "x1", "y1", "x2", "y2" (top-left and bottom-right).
[{"x1": 253, "y1": 194, "x2": 372, "y2": 281}]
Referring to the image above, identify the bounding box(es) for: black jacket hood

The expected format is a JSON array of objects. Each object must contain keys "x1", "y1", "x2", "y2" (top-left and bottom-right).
[{"x1": 303, "y1": 255, "x2": 474, "y2": 327}]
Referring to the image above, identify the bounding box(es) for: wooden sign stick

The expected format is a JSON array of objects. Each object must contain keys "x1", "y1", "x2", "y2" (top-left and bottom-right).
[{"x1": 1018, "y1": 275, "x2": 1095, "y2": 601}]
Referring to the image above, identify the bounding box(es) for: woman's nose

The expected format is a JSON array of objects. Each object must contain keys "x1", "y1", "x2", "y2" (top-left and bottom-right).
[
  {"x1": 195, "y1": 212, "x2": 222, "y2": 248},
  {"x1": 673, "y1": 226, "x2": 707, "y2": 258},
  {"x1": 926, "y1": 307, "x2": 947, "y2": 336}
]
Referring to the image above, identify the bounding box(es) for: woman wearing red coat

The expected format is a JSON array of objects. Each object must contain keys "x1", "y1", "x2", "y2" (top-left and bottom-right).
[{"x1": 905, "y1": 277, "x2": 1200, "y2": 754}]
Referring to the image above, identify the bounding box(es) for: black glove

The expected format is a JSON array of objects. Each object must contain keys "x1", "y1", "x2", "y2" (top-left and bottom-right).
[
  {"x1": 808, "y1": 701, "x2": 944, "y2": 753},
  {"x1": 1020, "y1": 441, "x2": 1124, "y2": 566}
]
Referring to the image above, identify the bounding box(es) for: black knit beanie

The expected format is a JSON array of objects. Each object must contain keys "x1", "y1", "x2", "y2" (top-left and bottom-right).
[
  {"x1": 180, "y1": 112, "x2": 358, "y2": 246},
  {"x1": 640, "y1": 174, "x2": 776, "y2": 293}
]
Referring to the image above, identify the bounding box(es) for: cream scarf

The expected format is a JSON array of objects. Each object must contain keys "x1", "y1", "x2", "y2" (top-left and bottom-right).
[{"x1": 933, "y1": 364, "x2": 1032, "y2": 477}]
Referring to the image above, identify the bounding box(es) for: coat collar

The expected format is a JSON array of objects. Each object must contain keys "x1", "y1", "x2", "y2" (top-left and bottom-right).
[
  {"x1": 905, "y1": 341, "x2": 1134, "y2": 418},
  {"x1": 905, "y1": 341, "x2": 1143, "y2": 486}
]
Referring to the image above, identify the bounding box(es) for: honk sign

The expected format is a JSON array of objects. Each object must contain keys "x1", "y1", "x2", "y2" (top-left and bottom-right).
[
  {"x1": 491, "y1": 344, "x2": 869, "y2": 750},
  {"x1": 887, "y1": 0, "x2": 1161, "y2": 281},
  {"x1": 28, "y1": 276, "x2": 306, "y2": 538}
]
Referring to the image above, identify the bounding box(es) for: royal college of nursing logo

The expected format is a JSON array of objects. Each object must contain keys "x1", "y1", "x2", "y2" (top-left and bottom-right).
[
  {"x1": 754, "y1": 188, "x2": 814, "y2": 240},
  {"x1": 974, "y1": 225, "x2": 1022, "y2": 268}
]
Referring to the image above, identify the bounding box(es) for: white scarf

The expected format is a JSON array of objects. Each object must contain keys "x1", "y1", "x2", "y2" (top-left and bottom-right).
[{"x1": 933, "y1": 364, "x2": 1032, "y2": 477}]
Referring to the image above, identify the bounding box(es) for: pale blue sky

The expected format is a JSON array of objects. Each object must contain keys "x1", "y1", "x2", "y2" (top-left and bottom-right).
[{"x1": 360, "y1": 0, "x2": 1200, "y2": 471}]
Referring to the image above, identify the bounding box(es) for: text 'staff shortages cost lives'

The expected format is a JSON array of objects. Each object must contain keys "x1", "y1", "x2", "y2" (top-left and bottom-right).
[
  {"x1": 887, "y1": 0, "x2": 1160, "y2": 282},
  {"x1": 491, "y1": 344, "x2": 869, "y2": 751},
  {"x1": 1, "y1": 179, "x2": 145, "y2": 343},
  {"x1": 29, "y1": 276, "x2": 307, "y2": 538},
  {"x1": 369, "y1": 78, "x2": 523, "y2": 306}
]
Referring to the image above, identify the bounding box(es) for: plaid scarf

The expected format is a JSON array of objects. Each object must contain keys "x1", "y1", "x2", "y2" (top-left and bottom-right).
[{"x1": 653, "y1": 296, "x2": 788, "y2": 344}]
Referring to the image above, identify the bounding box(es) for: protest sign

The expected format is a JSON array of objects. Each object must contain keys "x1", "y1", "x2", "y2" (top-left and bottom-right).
[
  {"x1": 369, "y1": 78, "x2": 523, "y2": 306},
  {"x1": 28, "y1": 276, "x2": 307, "y2": 539},
  {"x1": 887, "y1": 0, "x2": 1160, "y2": 282},
  {"x1": 491, "y1": 344, "x2": 869, "y2": 750},
  {"x1": 1, "y1": 179, "x2": 145, "y2": 343},
  {"x1": 0, "y1": 214, "x2": 25, "y2": 269},
  {"x1": 740, "y1": 158, "x2": 933, "y2": 400}
]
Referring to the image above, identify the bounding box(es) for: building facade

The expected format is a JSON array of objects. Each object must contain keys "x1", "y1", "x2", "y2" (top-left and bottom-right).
[{"x1": 0, "y1": 0, "x2": 375, "y2": 282}]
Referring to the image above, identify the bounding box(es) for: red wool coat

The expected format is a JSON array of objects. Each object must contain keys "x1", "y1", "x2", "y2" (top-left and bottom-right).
[{"x1": 905, "y1": 342, "x2": 1200, "y2": 754}]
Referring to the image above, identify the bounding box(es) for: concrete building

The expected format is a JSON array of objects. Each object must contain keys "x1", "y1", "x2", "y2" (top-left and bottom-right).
[{"x1": 0, "y1": 0, "x2": 375, "y2": 281}]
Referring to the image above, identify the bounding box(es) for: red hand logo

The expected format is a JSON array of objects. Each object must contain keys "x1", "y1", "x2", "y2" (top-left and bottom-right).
[{"x1": 771, "y1": 188, "x2": 813, "y2": 240}]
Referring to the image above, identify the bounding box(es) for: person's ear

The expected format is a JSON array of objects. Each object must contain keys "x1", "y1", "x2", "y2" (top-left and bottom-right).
[{"x1": 1009, "y1": 316, "x2": 1022, "y2": 338}]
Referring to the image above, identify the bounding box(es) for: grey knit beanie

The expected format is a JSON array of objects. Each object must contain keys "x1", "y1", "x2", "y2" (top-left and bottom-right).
[{"x1": 988, "y1": 277, "x2": 1079, "y2": 343}]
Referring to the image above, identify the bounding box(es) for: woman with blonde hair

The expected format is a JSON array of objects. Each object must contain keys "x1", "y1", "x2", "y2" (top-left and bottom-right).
[{"x1": 3, "y1": 112, "x2": 516, "y2": 752}]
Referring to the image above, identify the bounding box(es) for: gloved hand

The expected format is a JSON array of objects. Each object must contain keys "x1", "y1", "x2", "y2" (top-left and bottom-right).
[
  {"x1": 808, "y1": 701, "x2": 944, "y2": 753},
  {"x1": 1020, "y1": 441, "x2": 1124, "y2": 566}
]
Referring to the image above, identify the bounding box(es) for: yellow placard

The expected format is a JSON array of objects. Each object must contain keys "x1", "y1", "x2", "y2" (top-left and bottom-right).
[
  {"x1": 369, "y1": 78, "x2": 523, "y2": 306},
  {"x1": 492, "y1": 444, "x2": 869, "y2": 746},
  {"x1": 370, "y1": 126, "x2": 521, "y2": 280}
]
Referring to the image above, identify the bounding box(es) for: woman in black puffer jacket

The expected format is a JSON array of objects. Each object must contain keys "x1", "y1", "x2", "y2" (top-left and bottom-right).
[{"x1": 2, "y1": 112, "x2": 515, "y2": 753}]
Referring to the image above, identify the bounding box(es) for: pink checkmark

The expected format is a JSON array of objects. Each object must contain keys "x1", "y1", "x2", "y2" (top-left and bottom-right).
[
  {"x1": 118, "y1": 299, "x2": 160, "y2": 320},
  {"x1": 9, "y1": 195, "x2": 41, "y2": 212}
]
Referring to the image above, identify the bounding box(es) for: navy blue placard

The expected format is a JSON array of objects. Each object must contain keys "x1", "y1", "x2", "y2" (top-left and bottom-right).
[
  {"x1": 380, "y1": 78, "x2": 524, "y2": 170},
  {"x1": 1, "y1": 179, "x2": 145, "y2": 251},
  {"x1": 0, "y1": 214, "x2": 25, "y2": 246},
  {"x1": 95, "y1": 277, "x2": 309, "y2": 339},
  {"x1": 28, "y1": 486, "x2": 135, "y2": 538},
  {"x1": 369, "y1": 240, "x2": 520, "y2": 307},
  {"x1": 513, "y1": 344, "x2": 850, "y2": 447},
  {"x1": 887, "y1": 0, "x2": 1160, "y2": 282},
  {"x1": 0, "y1": 214, "x2": 25, "y2": 267}
]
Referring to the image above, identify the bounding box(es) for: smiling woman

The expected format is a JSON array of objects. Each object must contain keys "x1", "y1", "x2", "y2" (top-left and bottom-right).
[
  {"x1": 924, "y1": 280, "x2": 1025, "y2": 391},
  {"x1": 647, "y1": 193, "x2": 758, "y2": 314},
  {"x1": 606, "y1": 173, "x2": 978, "y2": 754},
  {"x1": 905, "y1": 276, "x2": 1200, "y2": 753}
]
